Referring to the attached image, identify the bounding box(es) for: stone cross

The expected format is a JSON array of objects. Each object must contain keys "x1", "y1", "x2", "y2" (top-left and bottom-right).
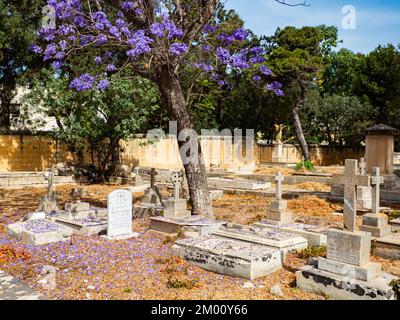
[
  {"x1": 171, "y1": 172, "x2": 183, "y2": 200},
  {"x1": 44, "y1": 171, "x2": 54, "y2": 198},
  {"x1": 370, "y1": 167, "x2": 384, "y2": 214},
  {"x1": 149, "y1": 168, "x2": 157, "y2": 189},
  {"x1": 359, "y1": 158, "x2": 366, "y2": 175},
  {"x1": 343, "y1": 159, "x2": 371, "y2": 232},
  {"x1": 275, "y1": 172, "x2": 284, "y2": 200}
]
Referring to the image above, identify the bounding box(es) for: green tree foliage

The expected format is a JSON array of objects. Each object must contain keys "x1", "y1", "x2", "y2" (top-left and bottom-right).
[
  {"x1": 23, "y1": 69, "x2": 164, "y2": 180},
  {"x1": 0, "y1": 0, "x2": 46, "y2": 129},
  {"x1": 304, "y1": 93, "x2": 376, "y2": 146}
]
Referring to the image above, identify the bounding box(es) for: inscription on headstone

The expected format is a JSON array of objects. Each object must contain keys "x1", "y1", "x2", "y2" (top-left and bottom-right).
[{"x1": 107, "y1": 190, "x2": 133, "y2": 238}]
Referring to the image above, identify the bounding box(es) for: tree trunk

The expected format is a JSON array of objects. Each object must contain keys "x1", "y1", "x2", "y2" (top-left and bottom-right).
[
  {"x1": 291, "y1": 84, "x2": 310, "y2": 161},
  {"x1": 156, "y1": 65, "x2": 213, "y2": 218},
  {"x1": 0, "y1": 87, "x2": 13, "y2": 130}
]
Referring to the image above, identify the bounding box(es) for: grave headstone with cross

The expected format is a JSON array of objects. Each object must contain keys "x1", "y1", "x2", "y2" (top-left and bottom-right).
[
  {"x1": 140, "y1": 168, "x2": 163, "y2": 207},
  {"x1": 342, "y1": 159, "x2": 371, "y2": 232},
  {"x1": 163, "y1": 171, "x2": 190, "y2": 219},
  {"x1": 263, "y1": 172, "x2": 292, "y2": 225},
  {"x1": 360, "y1": 167, "x2": 391, "y2": 238},
  {"x1": 332, "y1": 158, "x2": 372, "y2": 211},
  {"x1": 37, "y1": 171, "x2": 59, "y2": 214}
]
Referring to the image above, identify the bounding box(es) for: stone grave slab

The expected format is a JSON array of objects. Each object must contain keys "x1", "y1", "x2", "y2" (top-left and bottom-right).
[
  {"x1": 210, "y1": 190, "x2": 224, "y2": 200},
  {"x1": 7, "y1": 219, "x2": 71, "y2": 246},
  {"x1": 254, "y1": 222, "x2": 328, "y2": 247},
  {"x1": 212, "y1": 225, "x2": 308, "y2": 262},
  {"x1": 172, "y1": 236, "x2": 282, "y2": 280},
  {"x1": 150, "y1": 216, "x2": 224, "y2": 236},
  {"x1": 296, "y1": 265, "x2": 397, "y2": 300},
  {"x1": 207, "y1": 177, "x2": 271, "y2": 191},
  {"x1": 55, "y1": 216, "x2": 108, "y2": 236}
]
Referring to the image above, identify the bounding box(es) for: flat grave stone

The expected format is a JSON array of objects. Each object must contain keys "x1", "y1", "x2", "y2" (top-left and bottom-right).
[
  {"x1": 7, "y1": 219, "x2": 70, "y2": 246},
  {"x1": 172, "y1": 236, "x2": 282, "y2": 280},
  {"x1": 150, "y1": 216, "x2": 224, "y2": 236},
  {"x1": 254, "y1": 222, "x2": 328, "y2": 247},
  {"x1": 213, "y1": 225, "x2": 308, "y2": 262}
]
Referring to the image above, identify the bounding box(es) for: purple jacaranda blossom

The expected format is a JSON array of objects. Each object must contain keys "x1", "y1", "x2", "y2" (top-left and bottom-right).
[
  {"x1": 59, "y1": 40, "x2": 68, "y2": 51},
  {"x1": 231, "y1": 53, "x2": 249, "y2": 69},
  {"x1": 69, "y1": 73, "x2": 96, "y2": 91},
  {"x1": 121, "y1": 1, "x2": 134, "y2": 10},
  {"x1": 252, "y1": 75, "x2": 262, "y2": 82},
  {"x1": 260, "y1": 65, "x2": 272, "y2": 76},
  {"x1": 52, "y1": 60, "x2": 63, "y2": 69},
  {"x1": 232, "y1": 28, "x2": 248, "y2": 41},
  {"x1": 203, "y1": 24, "x2": 217, "y2": 34},
  {"x1": 95, "y1": 56, "x2": 102, "y2": 64},
  {"x1": 29, "y1": 44, "x2": 42, "y2": 54},
  {"x1": 194, "y1": 63, "x2": 214, "y2": 73},
  {"x1": 169, "y1": 42, "x2": 188, "y2": 56},
  {"x1": 202, "y1": 44, "x2": 211, "y2": 52},
  {"x1": 24, "y1": 219, "x2": 59, "y2": 234},
  {"x1": 106, "y1": 64, "x2": 116, "y2": 72},
  {"x1": 97, "y1": 79, "x2": 110, "y2": 90},
  {"x1": 216, "y1": 47, "x2": 230, "y2": 64}
]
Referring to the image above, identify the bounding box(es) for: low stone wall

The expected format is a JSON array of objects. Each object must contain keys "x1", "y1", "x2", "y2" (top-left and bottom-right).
[
  {"x1": 256, "y1": 144, "x2": 365, "y2": 166},
  {"x1": 0, "y1": 172, "x2": 85, "y2": 189}
]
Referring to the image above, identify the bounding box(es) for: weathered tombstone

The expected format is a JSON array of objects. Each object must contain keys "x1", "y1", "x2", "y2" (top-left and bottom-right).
[
  {"x1": 37, "y1": 171, "x2": 59, "y2": 214},
  {"x1": 65, "y1": 188, "x2": 90, "y2": 217},
  {"x1": 163, "y1": 172, "x2": 190, "y2": 219},
  {"x1": 263, "y1": 172, "x2": 292, "y2": 225},
  {"x1": 140, "y1": 168, "x2": 163, "y2": 207},
  {"x1": 360, "y1": 167, "x2": 391, "y2": 238},
  {"x1": 106, "y1": 190, "x2": 135, "y2": 239}
]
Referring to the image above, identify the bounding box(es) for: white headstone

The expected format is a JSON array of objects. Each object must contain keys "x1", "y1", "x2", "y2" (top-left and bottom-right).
[{"x1": 107, "y1": 190, "x2": 133, "y2": 238}]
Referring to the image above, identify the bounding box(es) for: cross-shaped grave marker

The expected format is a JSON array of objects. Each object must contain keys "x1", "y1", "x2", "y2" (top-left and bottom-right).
[
  {"x1": 171, "y1": 172, "x2": 183, "y2": 200},
  {"x1": 342, "y1": 159, "x2": 371, "y2": 232},
  {"x1": 275, "y1": 172, "x2": 284, "y2": 200},
  {"x1": 44, "y1": 171, "x2": 54, "y2": 198},
  {"x1": 149, "y1": 168, "x2": 157, "y2": 189},
  {"x1": 370, "y1": 167, "x2": 384, "y2": 214},
  {"x1": 359, "y1": 158, "x2": 366, "y2": 175}
]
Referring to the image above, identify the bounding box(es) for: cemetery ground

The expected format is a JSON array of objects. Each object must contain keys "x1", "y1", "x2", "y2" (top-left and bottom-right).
[{"x1": 1, "y1": 183, "x2": 399, "y2": 300}]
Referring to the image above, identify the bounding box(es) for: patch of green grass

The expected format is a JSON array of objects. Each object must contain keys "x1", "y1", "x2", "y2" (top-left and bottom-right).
[
  {"x1": 295, "y1": 160, "x2": 316, "y2": 172},
  {"x1": 298, "y1": 246, "x2": 327, "y2": 259},
  {"x1": 123, "y1": 287, "x2": 133, "y2": 293},
  {"x1": 387, "y1": 210, "x2": 400, "y2": 222}
]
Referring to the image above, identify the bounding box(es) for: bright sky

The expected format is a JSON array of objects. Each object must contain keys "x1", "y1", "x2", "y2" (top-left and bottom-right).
[{"x1": 225, "y1": 0, "x2": 400, "y2": 53}]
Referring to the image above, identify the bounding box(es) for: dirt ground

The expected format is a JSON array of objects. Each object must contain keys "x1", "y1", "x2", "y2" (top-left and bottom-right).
[{"x1": 0, "y1": 184, "x2": 398, "y2": 300}]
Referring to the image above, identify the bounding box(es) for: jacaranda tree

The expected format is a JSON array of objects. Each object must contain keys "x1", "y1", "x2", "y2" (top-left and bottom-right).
[{"x1": 31, "y1": 0, "x2": 302, "y2": 217}]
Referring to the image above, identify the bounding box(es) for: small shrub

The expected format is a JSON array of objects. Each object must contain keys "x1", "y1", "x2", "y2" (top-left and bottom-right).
[
  {"x1": 297, "y1": 246, "x2": 327, "y2": 259},
  {"x1": 166, "y1": 277, "x2": 198, "y2": 289},
  {"x1": 387, "y1": 210, "x2": 400, "y2": 222},
  {"x1": 295, "y1": 160, "x2": 316, "y2": 172},
  {"x1": 162, "y1": 228, "x2": 185, "y2": 245},
  {"x1": 390, "y1": 279, "x2": 400, "y2": 297}
]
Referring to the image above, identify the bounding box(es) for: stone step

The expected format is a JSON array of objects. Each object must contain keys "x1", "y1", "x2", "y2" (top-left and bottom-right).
[{"x1": 172, "y1": 236, "x2": 282, "y2": 280}]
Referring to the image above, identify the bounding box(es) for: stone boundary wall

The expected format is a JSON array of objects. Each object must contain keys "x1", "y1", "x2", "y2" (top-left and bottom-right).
[
  {"x1": 256, "y1": 144, "x2": 365, "y2": 166},
  {"x1": 0, "y1": 134, "x2": 373, "y2": 173}
]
